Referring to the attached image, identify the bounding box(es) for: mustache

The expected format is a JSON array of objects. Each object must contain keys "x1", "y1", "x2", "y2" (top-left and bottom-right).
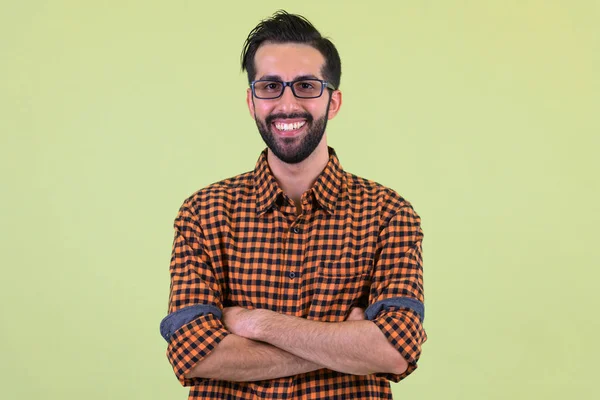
[{"x1": 265, "y1": 113, "x2": 313, "y2": 126}]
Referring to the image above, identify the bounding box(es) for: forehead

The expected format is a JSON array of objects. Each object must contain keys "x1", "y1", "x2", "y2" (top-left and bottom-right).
[{"x1": 254, "y1": 42, "x2": 326, "y2": 80}]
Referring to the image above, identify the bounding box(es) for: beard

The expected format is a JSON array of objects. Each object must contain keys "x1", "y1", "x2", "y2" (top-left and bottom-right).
[{"x1": 254, "y1": 106, "x2": 330, "y2": 164}]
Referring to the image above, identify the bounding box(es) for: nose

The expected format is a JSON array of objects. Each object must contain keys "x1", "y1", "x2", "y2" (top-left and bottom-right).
[{"x1": 275, "y1": 85, "x2": 302, "y2": 113}]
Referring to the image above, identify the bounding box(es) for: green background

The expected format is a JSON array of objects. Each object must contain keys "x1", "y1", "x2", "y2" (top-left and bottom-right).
[{"x1": 1, "y1": 1, "x2": 598, "y2": 398}]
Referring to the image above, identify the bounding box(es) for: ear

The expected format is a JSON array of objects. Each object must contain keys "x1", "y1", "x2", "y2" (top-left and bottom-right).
[
  {"x1": 246, "y1": 88, "x2": 256, "y2": 120},
  {"x1": 327, "y1": 90, "x2": 342, "y2": 120}
]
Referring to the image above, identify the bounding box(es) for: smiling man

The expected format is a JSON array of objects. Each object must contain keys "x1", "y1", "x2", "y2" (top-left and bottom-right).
[{"x1": 160, "y1": 10, "x2": 427, "y2": 400}]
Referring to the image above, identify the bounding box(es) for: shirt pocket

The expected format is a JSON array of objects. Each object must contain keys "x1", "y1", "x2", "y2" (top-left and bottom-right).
[{"x1": 308, "y1": 258, "x2": 372, "y2": 322}]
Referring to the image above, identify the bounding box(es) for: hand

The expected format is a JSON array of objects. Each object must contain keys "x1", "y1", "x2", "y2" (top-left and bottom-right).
[
  {"x1": 346, "y1": 307, "x2": 366, "y2": 321},
  {"x1": 222, "y1": 306, "x2": 255, "y2": 336}
]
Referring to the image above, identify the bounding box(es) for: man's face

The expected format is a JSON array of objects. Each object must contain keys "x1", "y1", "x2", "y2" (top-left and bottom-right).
[{"x1": 246, "y1": 43, "x2": 342, "y2": 164}]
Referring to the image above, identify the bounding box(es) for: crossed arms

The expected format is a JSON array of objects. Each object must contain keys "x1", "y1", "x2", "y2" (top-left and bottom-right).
[{"x1": 183, "y1": 306, "x2": 408, "y2": 381}]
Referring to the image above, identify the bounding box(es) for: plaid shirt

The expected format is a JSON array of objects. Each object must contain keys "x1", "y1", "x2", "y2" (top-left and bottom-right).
[{"x1": 160, "y1": 147, "x2": 427, "y2": 399}]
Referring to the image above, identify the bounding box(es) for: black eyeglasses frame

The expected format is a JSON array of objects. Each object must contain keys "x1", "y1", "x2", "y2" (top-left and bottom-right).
[{"x1": 250, "y1": 79, "x2": 337, "y2": 99}]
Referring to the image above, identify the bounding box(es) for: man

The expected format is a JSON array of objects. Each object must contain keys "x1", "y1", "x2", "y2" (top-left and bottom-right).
[{"x1": 160, "y1": 10, "x2": 427, "y2": 399}]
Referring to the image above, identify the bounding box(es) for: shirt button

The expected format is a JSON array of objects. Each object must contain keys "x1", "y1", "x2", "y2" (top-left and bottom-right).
[
  {"x1": 292, "y1": 227, "x2": 300, "y2": 234},
  {"x1": 289, "y1": 271, "x2": 296, "y2": 279}
]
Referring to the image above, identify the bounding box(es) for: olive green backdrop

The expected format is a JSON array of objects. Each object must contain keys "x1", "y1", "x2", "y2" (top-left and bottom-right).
[{"x1": 1, "y1": 1, "x2": 598, "y2": 399}]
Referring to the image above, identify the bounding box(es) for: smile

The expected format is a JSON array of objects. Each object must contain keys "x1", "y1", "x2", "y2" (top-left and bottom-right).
[{"x1": 274, "y1": 121, "x2": 306, "y2": 131}]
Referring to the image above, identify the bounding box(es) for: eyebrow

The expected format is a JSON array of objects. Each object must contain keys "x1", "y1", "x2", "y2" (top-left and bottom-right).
[{"x1": 258, "y1": 74, "x2": 321, "y2": 81}]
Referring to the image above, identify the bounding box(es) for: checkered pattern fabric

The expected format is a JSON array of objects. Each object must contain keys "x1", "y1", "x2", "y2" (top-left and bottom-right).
[{"x1": 162, "y1": 146, "x2": 427, "y2": 399}]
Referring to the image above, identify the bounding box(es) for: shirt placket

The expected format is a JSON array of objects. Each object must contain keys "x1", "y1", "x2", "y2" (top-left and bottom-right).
[{"x1": 277, "y1": 200, "x2": 306, "y2": 315}]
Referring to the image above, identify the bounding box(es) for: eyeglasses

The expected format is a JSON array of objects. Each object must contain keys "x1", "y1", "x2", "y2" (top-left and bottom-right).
[{"x1": 250, "y1": 79, "x2": 336, "y2": 99}]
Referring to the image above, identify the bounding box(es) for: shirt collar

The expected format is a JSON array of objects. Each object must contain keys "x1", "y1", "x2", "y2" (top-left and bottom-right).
[{"x1": 254, "y1": 146, "x2": 344, "y2": 216}]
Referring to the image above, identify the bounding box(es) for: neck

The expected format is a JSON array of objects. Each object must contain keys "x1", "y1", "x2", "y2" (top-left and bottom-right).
[{"x1": 267, "y1": 137, "x2": 329, "y2": 211}]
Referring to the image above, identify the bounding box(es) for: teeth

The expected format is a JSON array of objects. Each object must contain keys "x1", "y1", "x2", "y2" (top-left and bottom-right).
[{"x1": 275, "y1": 121, "x2": 306, "y2": 131}]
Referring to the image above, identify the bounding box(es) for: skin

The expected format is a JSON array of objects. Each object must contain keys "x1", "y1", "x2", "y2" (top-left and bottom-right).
[{"x1": 184, "y1": 43, "x2": 408, "y2": 381}]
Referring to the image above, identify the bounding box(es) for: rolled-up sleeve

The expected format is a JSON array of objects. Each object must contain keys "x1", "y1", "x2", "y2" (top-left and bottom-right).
[
  {"x1": 159, "y1": 203, "x2": 229, "y2": 386},
  {"x1": 365, "y1": 205, "x2": 427, "y2": 382}
]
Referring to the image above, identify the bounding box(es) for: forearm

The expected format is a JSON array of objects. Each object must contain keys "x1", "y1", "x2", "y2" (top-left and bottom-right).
[
  {"x1": 243, "y1": 311, "x2": 408, "y2": 376},
  {"x1": 184, "y1": 333, "x2": 324, "y2": 381}
]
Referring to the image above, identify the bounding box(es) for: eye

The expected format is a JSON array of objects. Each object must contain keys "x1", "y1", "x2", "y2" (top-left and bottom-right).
[
  {"x1": 262, "y1": 81, "x2": 282, "y2": 91},
  {"x1": 294, "y1": 80, "x2": 320, "y2": 94},
  {"x1": 299, "y1": 81, "x2": 315, "y2": 89}
]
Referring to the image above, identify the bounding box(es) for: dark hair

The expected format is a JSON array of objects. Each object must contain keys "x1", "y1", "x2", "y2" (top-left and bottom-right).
[{"x1": 241, "y1": 10, "x2": 342, "y2": 90}]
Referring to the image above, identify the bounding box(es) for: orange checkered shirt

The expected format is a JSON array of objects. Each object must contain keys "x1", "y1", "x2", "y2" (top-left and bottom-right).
[{"x1": 160, "y1": 146, "x2": 427, "y2": 399}]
